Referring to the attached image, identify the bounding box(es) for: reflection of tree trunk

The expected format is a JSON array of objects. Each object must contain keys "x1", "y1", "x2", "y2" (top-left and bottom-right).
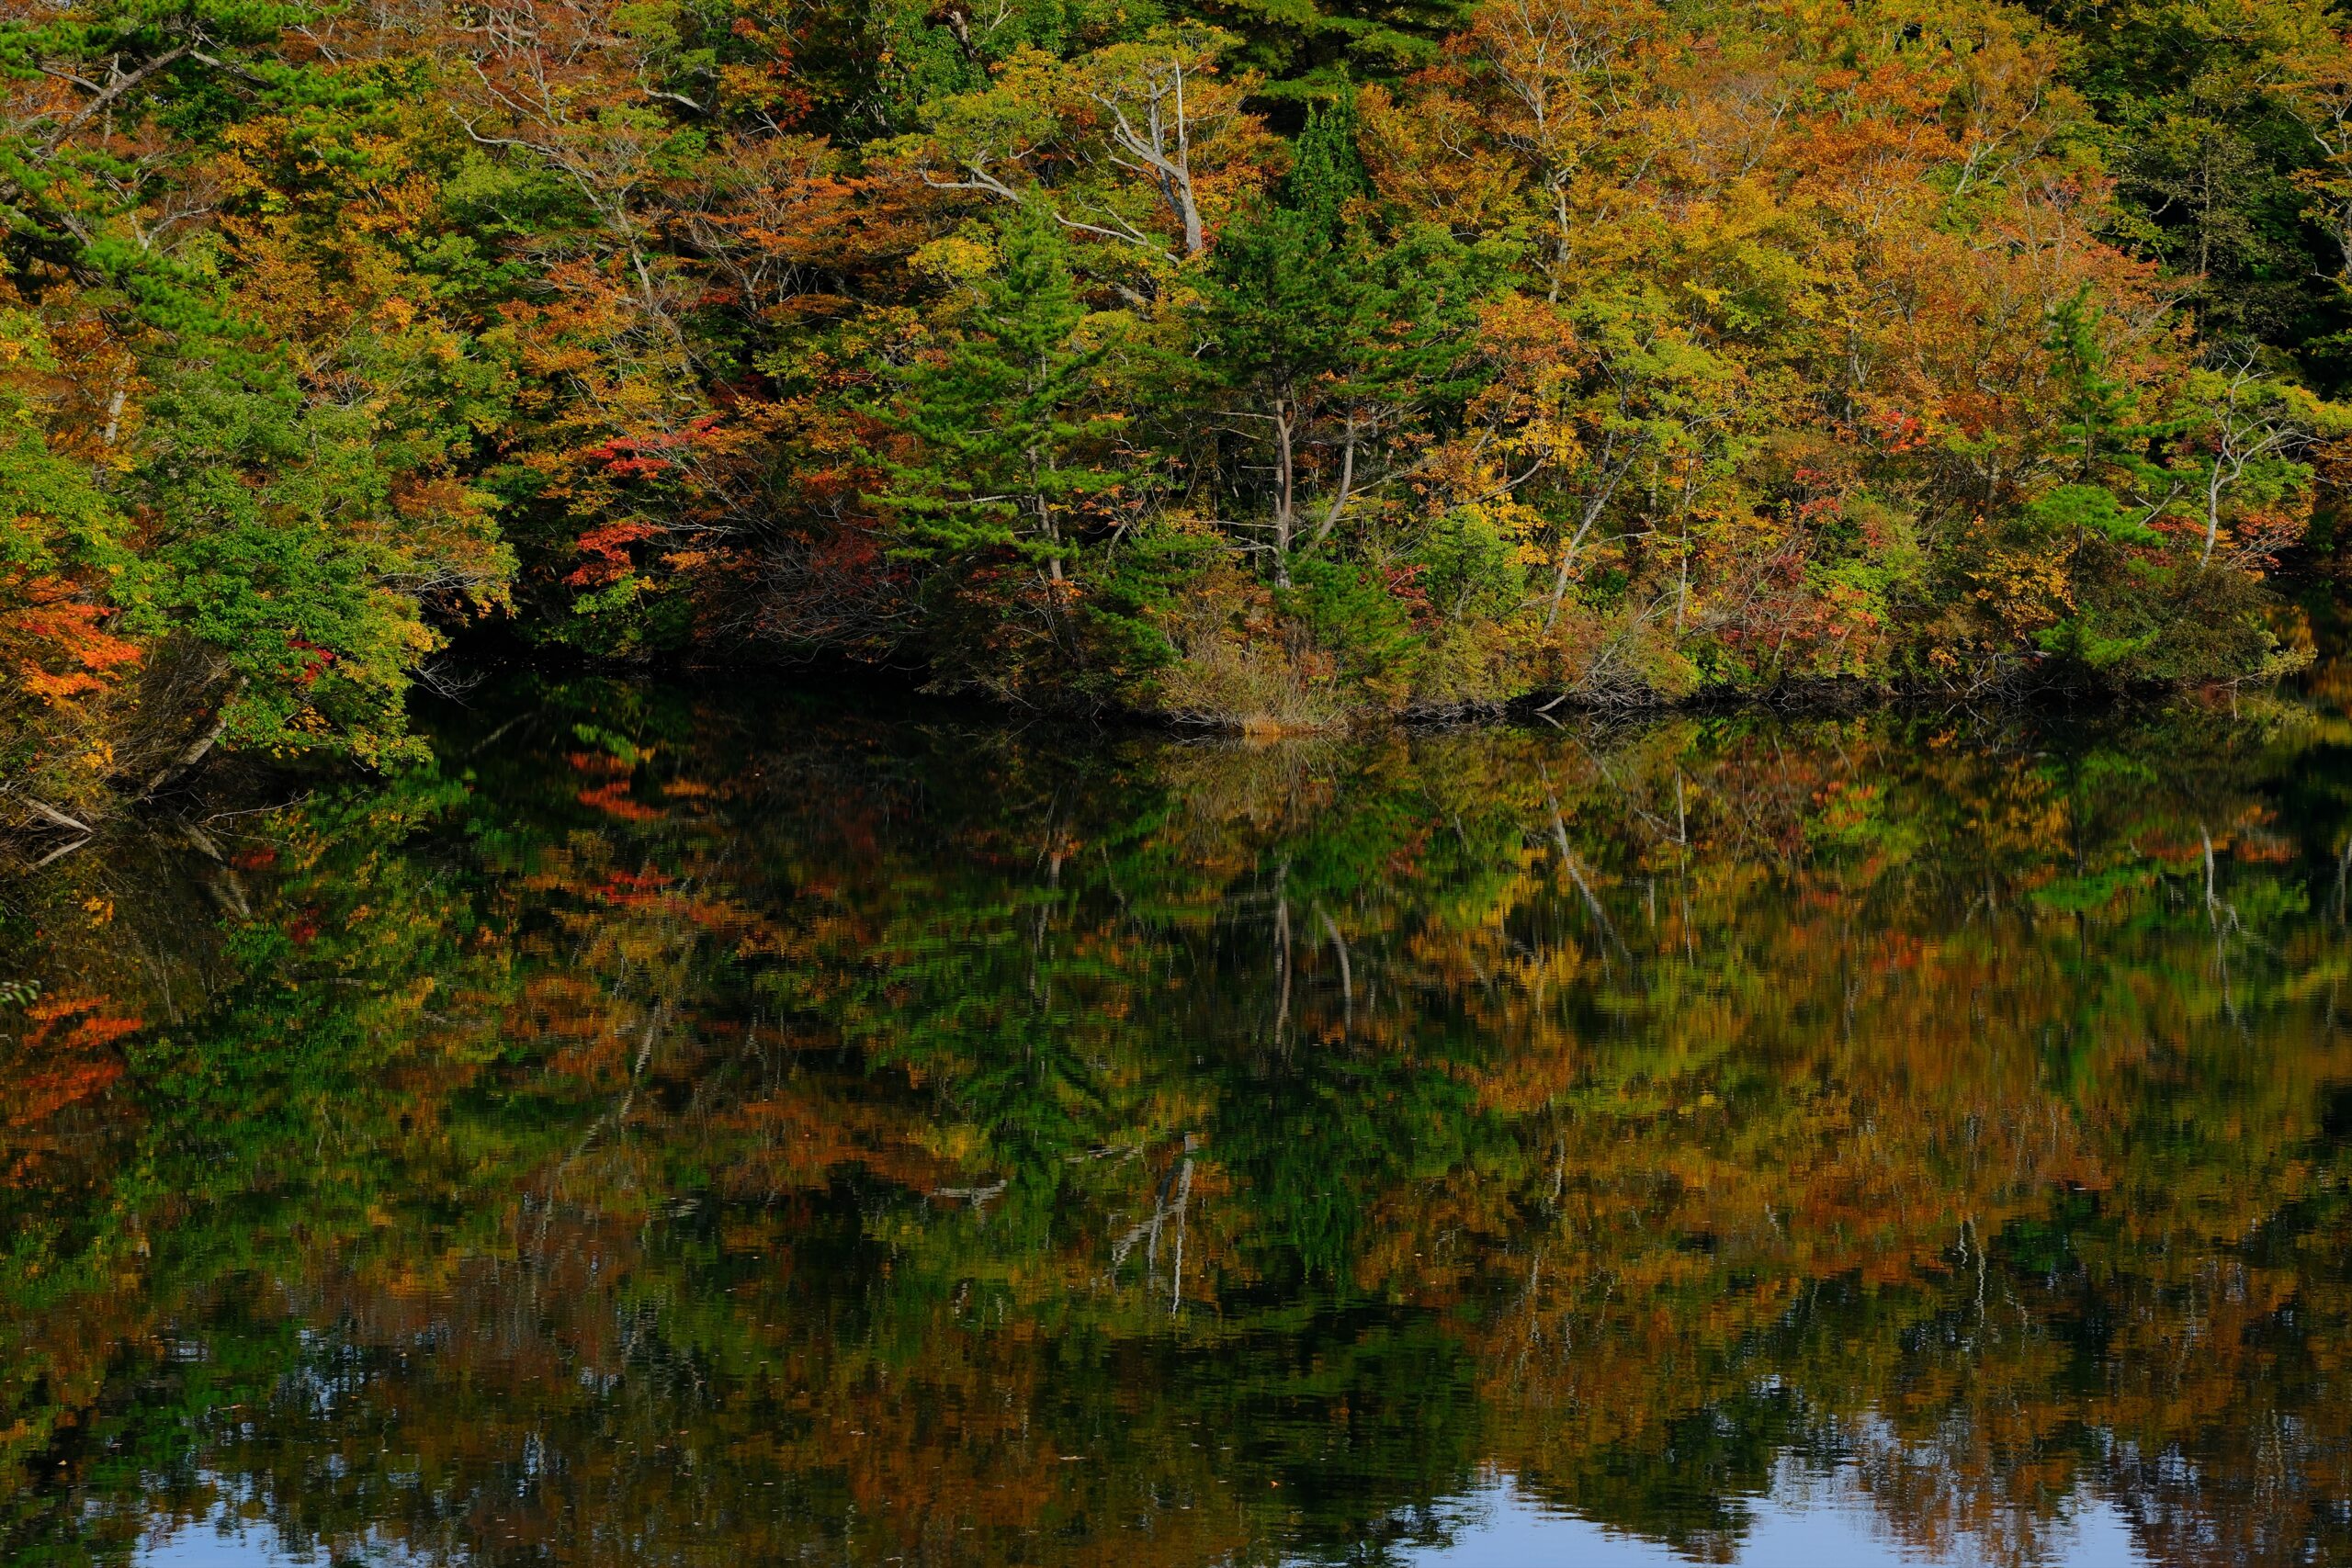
[
  {"x1": 633, "y1": 998, "x2": 668, "y2": 1078},
  {"x1": 1510, "y1": 1247, "x2": 1546, "y2": 1381},
  {"x1": 183, "y1": 822, "x2": 251, "y2": 918},
  {"x1": 1169, "y1": 1152, "x2": 1193, "y2": 1318},
  {"x1": 1318, "y1": 907, "x2": 1351, "y2": 1034},
  {"x1": 537, "y1": 994, "x2": 667, "y2": 1261},
  {"x1": 1541, "y1": 769, "x2": 1624, "y2": 961},
  {"x1": 1140, "y1": 1131, "x2": 1198, "y2": 1297},
  {"x1": 1272, "y1": 862, "x2": 1292, "y2": 1048},
  {"x1": 2203, "y1": 826, "x2": 2239, "y2": 1024},
  {"x1": 2202, "y1": 826, "x2": 2221, "y2": 923}
]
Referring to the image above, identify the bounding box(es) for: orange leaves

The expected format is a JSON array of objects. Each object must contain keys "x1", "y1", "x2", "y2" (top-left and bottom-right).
[
  {"x1": 682, "y1": 138, "x2": 924, "y2": 306},
  {"x1": 3, "y1": 577, "x2": 141, "y2": 705},
  {"x1": 23, "y1": 997, "x2": 142, "y2": 1055},
  {"x1": 597, "y1": 867, "x2": 674, "y2": 904},
  {"x1": 1, "y1": 997, "x2": 139, "y2": 1181},
  {"x1": 576, "y1": 780, "x2": 663, "y2": 820},
  {"x1": 722, "y1": 1087, "x2": 963, "y2": 1195}
]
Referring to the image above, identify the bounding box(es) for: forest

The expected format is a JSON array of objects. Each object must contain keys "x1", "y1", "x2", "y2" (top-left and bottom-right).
[{"x1": 10, "y1": 0, "x2": 2352, "y2": 817}]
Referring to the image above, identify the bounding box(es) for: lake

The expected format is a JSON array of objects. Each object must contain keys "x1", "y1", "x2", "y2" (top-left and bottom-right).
[{"x1": 6, "y1": 680, "x2": 2352, "y2": 1565}]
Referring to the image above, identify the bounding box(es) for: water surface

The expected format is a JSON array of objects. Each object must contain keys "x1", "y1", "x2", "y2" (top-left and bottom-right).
[{"x1": 7, "y1": 684, "x2": 2352, "y2": 1565}]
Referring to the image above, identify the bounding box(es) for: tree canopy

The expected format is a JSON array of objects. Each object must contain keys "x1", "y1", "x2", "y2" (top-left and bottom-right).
[{"x1": 6, "y1": 0, "x2": 2352, "y2": 811}]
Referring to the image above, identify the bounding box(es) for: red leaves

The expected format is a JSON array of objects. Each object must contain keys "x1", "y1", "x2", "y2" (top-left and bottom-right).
[
  {"x1": 575, "y1": 415, "x2": 725, "y2": 476},
  {"x1": 560, "y1": 418, "x2": 748, "y2": 584},
  {"x1": 1384, "y1": 563, "x2": 1434, "y2": 626},
  {"x1": 564, "y1": 521, "x2": 666, "y2": 587},
  {"x1": 597, "y1": 867, "x2": 674, "y2": 905},
  {"x1": 287, "y1": 636, "x2": 338, "y2": 685},
  {"x1": 1871, "y1": 408, "x2": 1929, "y2": 455}
]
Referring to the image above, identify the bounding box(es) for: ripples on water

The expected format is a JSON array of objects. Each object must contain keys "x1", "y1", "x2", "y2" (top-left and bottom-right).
[{"x1": 7, "y1": 682, "x2": 2352, "y2": 1566}]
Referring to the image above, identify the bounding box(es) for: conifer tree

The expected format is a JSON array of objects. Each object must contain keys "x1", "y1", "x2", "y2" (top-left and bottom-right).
[
  {"x1": 1193, "y1": 93, "x2": 1495, "y2": 584},
  {"x1": 870, "y1": 203, "x2": 1140, "y2": 593}
]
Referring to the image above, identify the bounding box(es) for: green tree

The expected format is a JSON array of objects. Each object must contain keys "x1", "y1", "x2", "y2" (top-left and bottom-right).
[
  {"x1": 864, "y1": 202, "x2": 1156, "y2": 701},
  {"x1": 1190, "y1": 93, "x2": 1497, "y2": 586},
  {"x1": 2035, "y1": 0, "x2": 2352, "y2": 381}
]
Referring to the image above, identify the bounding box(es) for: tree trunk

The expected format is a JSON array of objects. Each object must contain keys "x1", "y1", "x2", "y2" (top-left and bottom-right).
[{"x1": 1272, "y1": 401, "x2": 1295, "y2": 589}]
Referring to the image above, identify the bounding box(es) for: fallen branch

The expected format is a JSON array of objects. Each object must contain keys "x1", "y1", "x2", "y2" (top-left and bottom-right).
[
  {"x1": 17, "y1": 797, "x2": 92, "y2": 835},
  {"x1": 140, "y1": 680, "x2": 243, "y2": 800},
  {"x1": 32, "y1": 836, "x2": 92, "y2": 869}
]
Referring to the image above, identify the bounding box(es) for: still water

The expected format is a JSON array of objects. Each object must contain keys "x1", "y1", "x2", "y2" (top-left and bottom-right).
[{"x1": 7, "y1": 682, "x2": 2352, "y2": 1566}]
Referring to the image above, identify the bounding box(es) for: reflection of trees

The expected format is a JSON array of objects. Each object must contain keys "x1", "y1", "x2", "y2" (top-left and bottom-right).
[{"x1": 4, "y1": 687, "x2": 2351, "y2": 1565}]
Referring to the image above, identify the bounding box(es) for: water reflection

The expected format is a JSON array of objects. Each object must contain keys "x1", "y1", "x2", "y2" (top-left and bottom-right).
[
  {"x1": 7, "y1": 686, "x2": 2352, "y2": 1566},
  {"x1": 132, "y1": 1473, "x2": 2154, "y2": 1566}
]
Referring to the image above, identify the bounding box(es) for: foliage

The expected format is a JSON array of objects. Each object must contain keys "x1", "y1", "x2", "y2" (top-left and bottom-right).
[{"x1": 6, "y1": 0, "x2": 2352, "y2": 798}]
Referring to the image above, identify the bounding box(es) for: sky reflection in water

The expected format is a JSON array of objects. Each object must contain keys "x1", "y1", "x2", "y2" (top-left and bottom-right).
[{"x1": 134, "y1": 1472, "x2": 2153, "y2": 1565}]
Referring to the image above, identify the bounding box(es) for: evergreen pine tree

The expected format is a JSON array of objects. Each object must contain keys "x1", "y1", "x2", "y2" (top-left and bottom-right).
[{"x1": 871, "y1": 203, "x2": 1136, "y2": 590}]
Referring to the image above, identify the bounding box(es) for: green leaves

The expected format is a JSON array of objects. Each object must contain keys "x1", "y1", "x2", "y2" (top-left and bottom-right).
[
  {"x1": 868, "y1": 202, "x2": 1143, "y2": 573},
  {"x1": 2020, "y1": 484, "x2": 2162, "y2": 548},
  {"x1": 7, "y1": 0, "x2": 2352, "y2": 775}
]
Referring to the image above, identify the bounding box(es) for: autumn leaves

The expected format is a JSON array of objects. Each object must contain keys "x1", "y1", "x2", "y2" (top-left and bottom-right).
[{"x1": 6, "y1": 0, "x2": 2352, "y2": 821}]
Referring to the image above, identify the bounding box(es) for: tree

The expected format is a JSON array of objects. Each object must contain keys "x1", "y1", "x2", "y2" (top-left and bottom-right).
[
  {"x1": 865, "y1": 202, "x2": 1149, "y2": 673},
  {"x1": 1191, "y1": 92, "x2": 1496, "y2": 585}
]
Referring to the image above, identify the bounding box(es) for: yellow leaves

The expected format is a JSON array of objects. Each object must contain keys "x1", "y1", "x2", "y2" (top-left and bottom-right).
[
  {"x1": 910, "y1": 233, "x2": 1000, "y2": 286},
  {"x1": 1449, "y1": 493, "x2": 1551, "y2": 555},
  {"x1": 891, "y1": 24, "x2": 1271, "y2": 265},
  {"x1": 1356, "y1": 83, "x2": 1525, "y2": 230},
  {"x1": 1965, "y1": 536, "x2": 2074, "y2": 639}
]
